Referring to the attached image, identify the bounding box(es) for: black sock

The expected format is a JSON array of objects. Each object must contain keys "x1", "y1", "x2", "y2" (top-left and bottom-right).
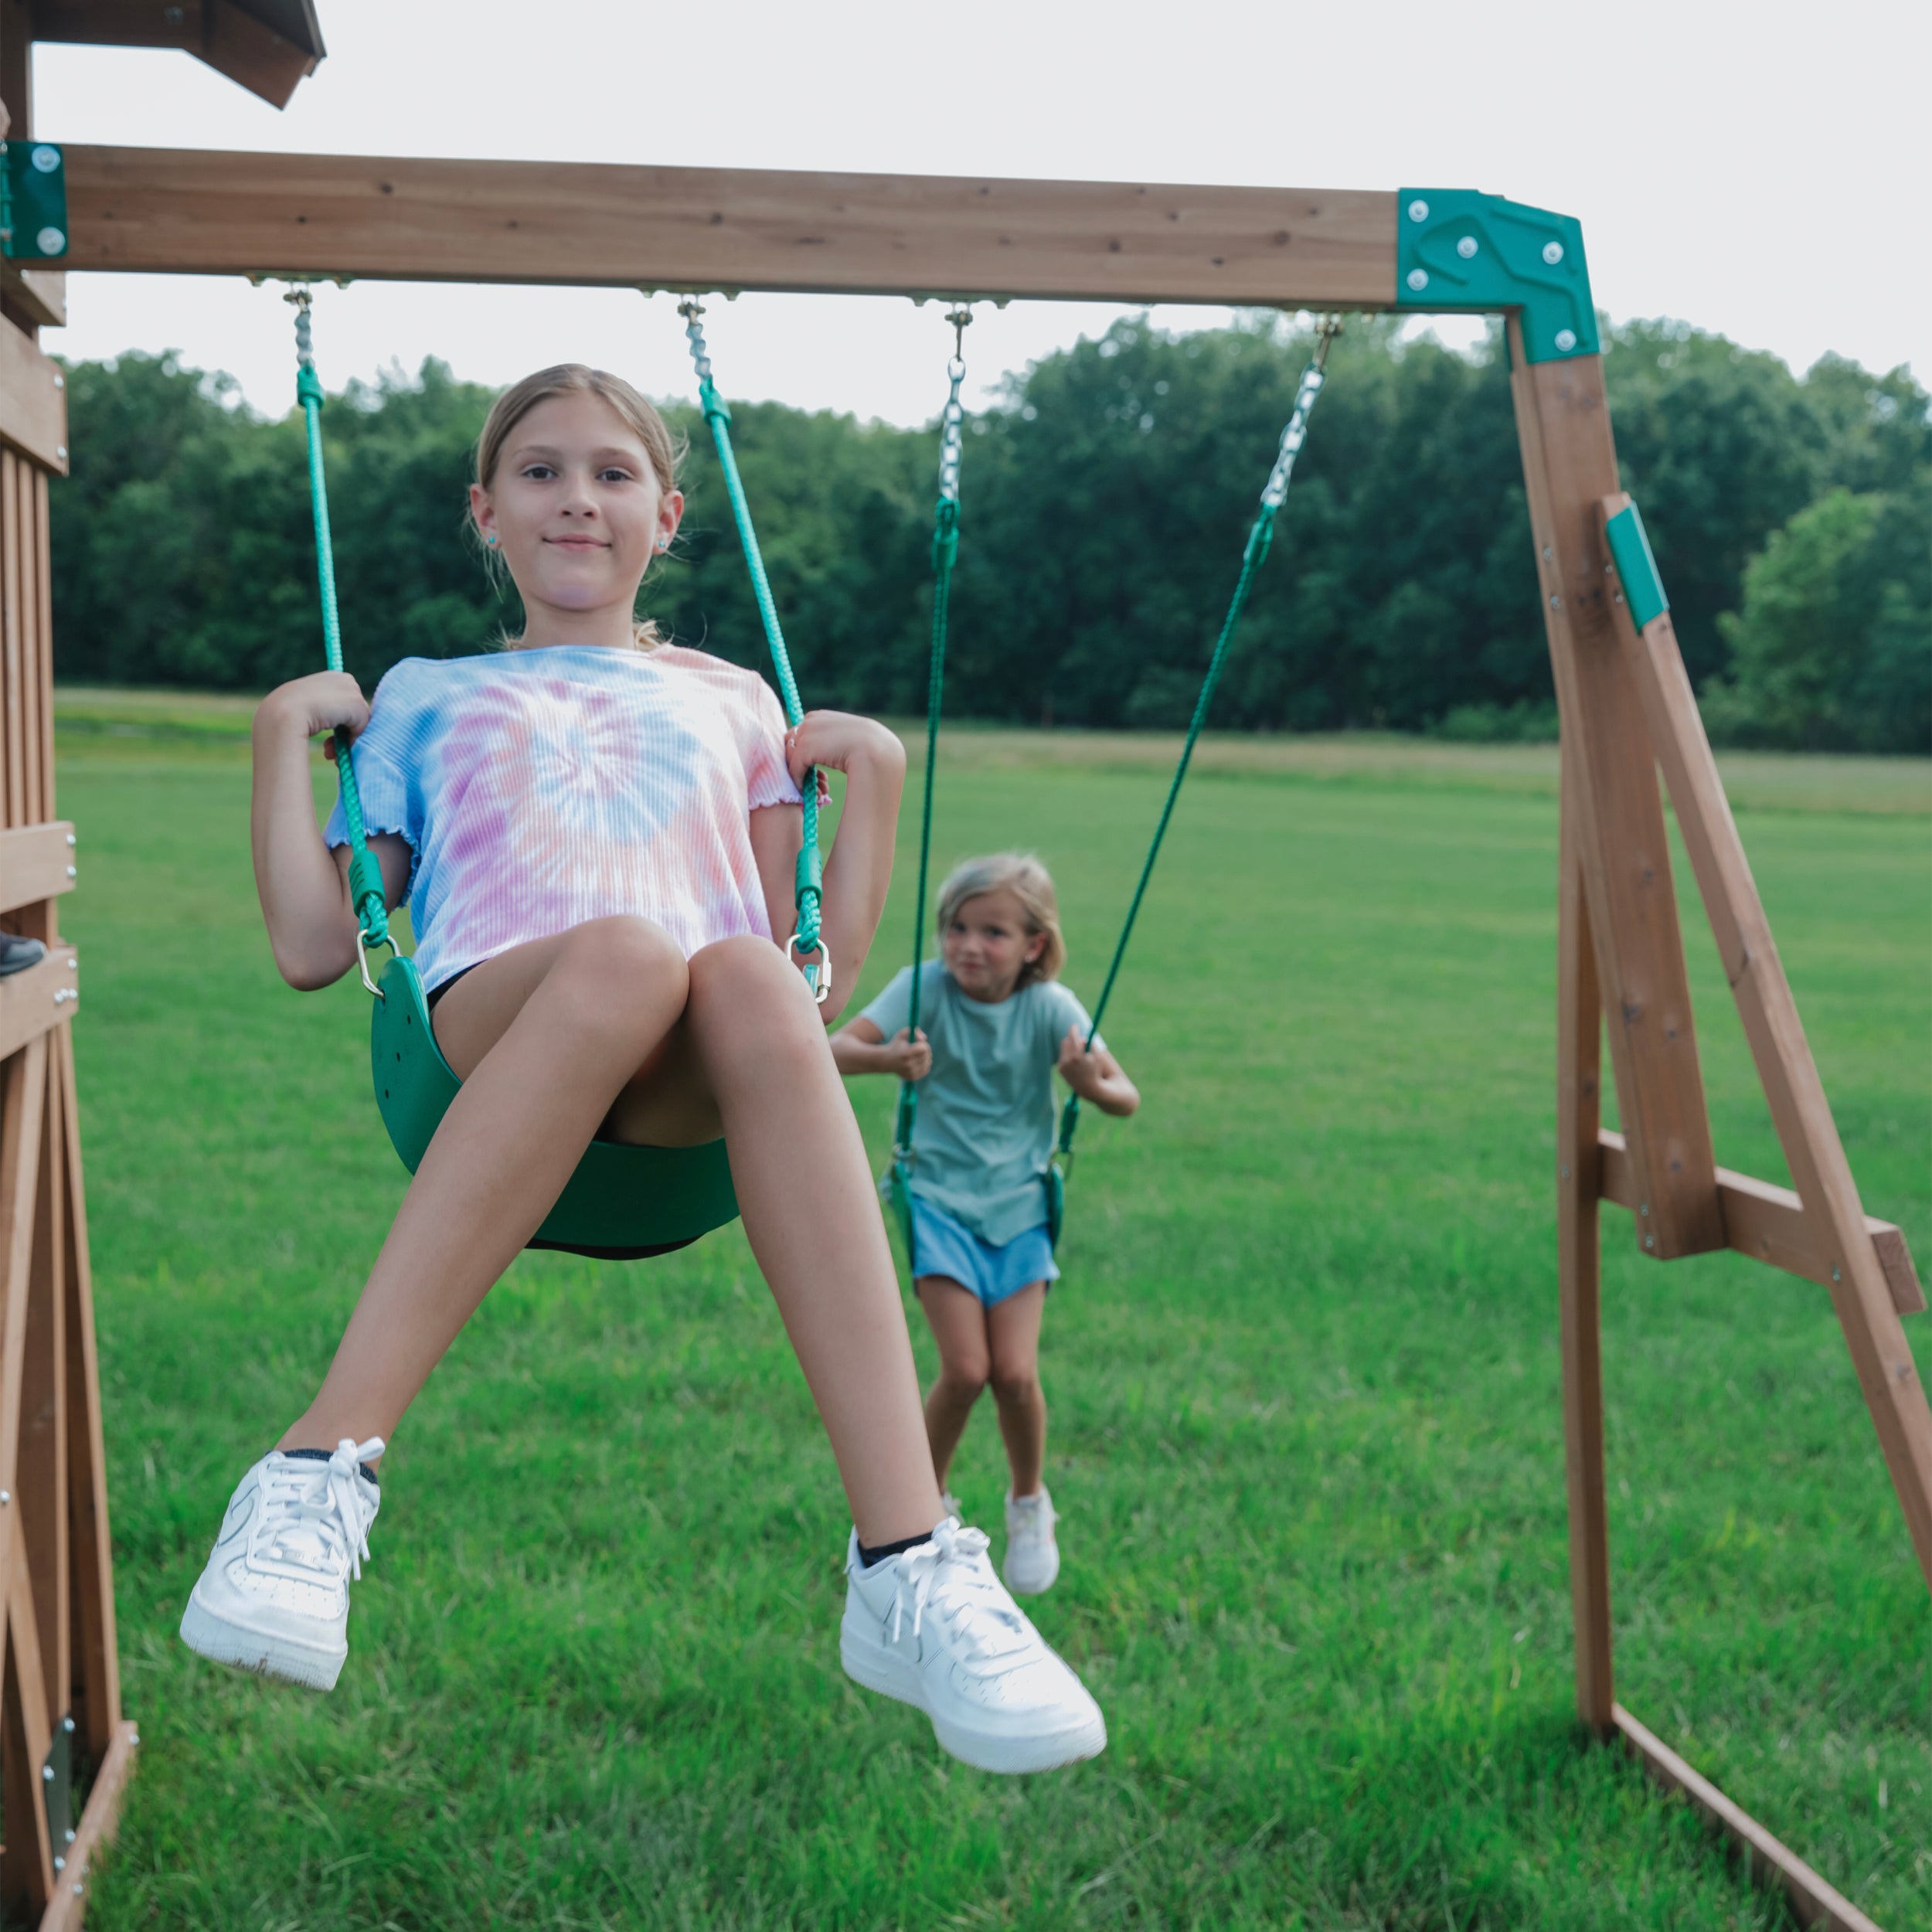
[
  {"x1": 858, "y1": 1524, "x2": 941, "y2": 1570},
  {"x1": 283, "y1": 1446, "x2": 379, "y2": 1487}
]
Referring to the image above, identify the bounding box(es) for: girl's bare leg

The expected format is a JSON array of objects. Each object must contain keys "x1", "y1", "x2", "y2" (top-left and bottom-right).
[
  {"x1": 916, "y1": 1279, "x2": 993, "y2": 1490},
  {"x1": 682, "y1": 937, "x2": 944, "y2": 1545},
  {"x1": 987, "y1": 1284, "x2": 1049, "y2": 1498},
  {"x1": 278, "y1": 917, "x2": 692, "y2": 1452}
]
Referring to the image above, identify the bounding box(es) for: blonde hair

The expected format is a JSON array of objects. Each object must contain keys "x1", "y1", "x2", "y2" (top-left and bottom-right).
[
  {"x1": 936, "y1": 852, "x2": 1066, "y2": 988},
  {"x1": 474, "y1": 363, "x2": 686, "y2": 651}
]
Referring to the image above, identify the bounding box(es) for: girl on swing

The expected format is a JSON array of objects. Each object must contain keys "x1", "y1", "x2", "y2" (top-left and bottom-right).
[
  {"x1": 179, "y1": 362, "x2": 1104, "y2": 1777},
  {"x1": 832, "y1": 856, "x2": 1138, "y2": 1595}
]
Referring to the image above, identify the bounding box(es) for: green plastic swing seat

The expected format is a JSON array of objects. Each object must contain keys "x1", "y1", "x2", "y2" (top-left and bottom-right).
[{"x1": 369, "y1": 954, "x2": 740, "y2": 1260}]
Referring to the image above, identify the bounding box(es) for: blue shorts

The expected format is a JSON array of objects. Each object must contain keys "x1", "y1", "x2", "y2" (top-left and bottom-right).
[{"x1": 910, "y1": 1197, "x2": 1059, "y2": 1308}]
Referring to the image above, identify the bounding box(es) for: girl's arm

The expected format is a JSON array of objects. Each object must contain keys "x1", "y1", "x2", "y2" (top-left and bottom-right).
[
  {"x1": 750, "y1": 709, "x2": 906, "y2": 1023},
  {"x1": 251, "y1": 672, "x2": 411, "y2": 991},
  {"x1": 1056, "y1": 1025, "x2": 1140, "y2": 1118},
  {"x1": 828, "y1": 1015, "x2": 933, "y2": 1080}
]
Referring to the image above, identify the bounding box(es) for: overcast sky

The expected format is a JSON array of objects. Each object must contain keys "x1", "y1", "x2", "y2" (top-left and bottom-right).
[{"x1": 29, "y1": 0, "x2": 1930, "y2": 426}]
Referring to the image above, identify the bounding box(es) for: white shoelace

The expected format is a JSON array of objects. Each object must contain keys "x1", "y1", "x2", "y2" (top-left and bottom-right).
[
  {"x1": 261, "y1": 1436, "x2": 384, "y2": 1582},
  {"x1": 888, "y1": 1521, "x2": 1029, "y2": 1659}
]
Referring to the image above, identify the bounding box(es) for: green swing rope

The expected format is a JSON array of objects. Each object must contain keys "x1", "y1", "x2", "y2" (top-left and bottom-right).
[
  {"x1": 891, "y1": 308, "x2": 972, "y2": 1180},
  {"x1": 679, "y1": 300, "x2": 830, "y2": 1003},
  {"x1": 288, "y1": 289, "x2": 391, "y2": 991},
  {"x1": 1054, "y1": 320, "x2": 1342, "y2": 1171}
]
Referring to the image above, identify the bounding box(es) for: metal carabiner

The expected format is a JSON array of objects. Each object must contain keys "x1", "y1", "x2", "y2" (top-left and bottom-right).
[
  {"x1": 355, "y1": 928, "x2": 394, "y2": 1000},
  {"x1": 791, "y1": 934, "x2": 832, "y2": 1007}
]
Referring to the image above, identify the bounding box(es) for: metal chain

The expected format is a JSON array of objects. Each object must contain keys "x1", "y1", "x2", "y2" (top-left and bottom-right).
[{"x1": 285, "y1": 286, "x2": 391, "y2": 982}]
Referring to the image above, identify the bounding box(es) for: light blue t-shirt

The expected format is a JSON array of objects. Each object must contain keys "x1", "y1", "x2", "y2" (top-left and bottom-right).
[{"x1": 861, "y1": 961, "x2": 1102, "y2": 1248}]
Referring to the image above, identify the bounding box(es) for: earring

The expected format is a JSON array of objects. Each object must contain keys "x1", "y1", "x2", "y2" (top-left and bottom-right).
[
  {"x1": 485, "y1": 533, "x2": 499, "y2": 547},
  {"x1": 655, "y1": 536, "x2": 669, "y2": 552}
]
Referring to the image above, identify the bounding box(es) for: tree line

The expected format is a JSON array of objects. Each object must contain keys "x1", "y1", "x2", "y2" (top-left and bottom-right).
[{"x1": 47, "y1": 314, "x2": 1930, "y2": 752}]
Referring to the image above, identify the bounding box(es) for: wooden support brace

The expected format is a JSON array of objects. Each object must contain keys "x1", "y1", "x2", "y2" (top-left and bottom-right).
[
  {"x1": 0, "y1": 823, "x2": 78, "y2": 917},
  {"x1": 0, "y1": 319, "x2": 67, "y2": 475},
  {"x1": 1614, "y1": 1706, "x2": 1883, "y2": 1932},
  {"x1": 0, "y1": 950, "x2": 77, "y2": 1063},
  {"x1": 1598, "y1": 1129, "x2": 1925, "y2": 1315},
  {"x1": 1599, "y1": 492, "x2": 1932, "y2": 1591}
]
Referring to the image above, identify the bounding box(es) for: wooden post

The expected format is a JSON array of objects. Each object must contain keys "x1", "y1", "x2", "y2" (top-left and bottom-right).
[
  {"x1": 0, "y1": 22, "x2": 137, "y2": 1924},
  {"x1": 1507, "y1": 325, "x2": 1724, "y2": 1263},
  {"x1": 1556, "y1": 753, "x2": 1614, "y2": 1730}
]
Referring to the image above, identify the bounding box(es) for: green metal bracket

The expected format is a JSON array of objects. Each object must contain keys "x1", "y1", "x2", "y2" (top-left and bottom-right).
[
  {"x1": 0, "y1": 140, "x2": 70, "y2": 260},
  {"x1": 1604, "y1": 500, "x2": 1669, "y2": 630},
  {"x1": 1394, "y1": 189, "x2": 1595, "y2": 364}
]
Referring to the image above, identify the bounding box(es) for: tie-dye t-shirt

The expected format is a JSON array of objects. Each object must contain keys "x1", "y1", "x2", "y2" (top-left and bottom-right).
[{"x1": 323, "y1": 644, "x2": 802, "y2": 995}]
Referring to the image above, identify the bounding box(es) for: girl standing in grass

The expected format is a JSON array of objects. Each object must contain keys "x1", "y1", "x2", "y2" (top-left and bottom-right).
[
  {"x1": 832, "y1": 855, "x2": 1138, "y2": 1594},
  {"x1": 179, "y1": 365, "x2": 1105, "y2": 1776}
]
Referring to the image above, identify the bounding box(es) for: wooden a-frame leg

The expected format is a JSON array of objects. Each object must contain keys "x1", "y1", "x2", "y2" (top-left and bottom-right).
[
  {"x1": 1598, "y1": 498, "x2": 1932, "y2": 1590},
  {"x1": 1558, "y1": 750, "x2": 1614, "y2": 1730}
]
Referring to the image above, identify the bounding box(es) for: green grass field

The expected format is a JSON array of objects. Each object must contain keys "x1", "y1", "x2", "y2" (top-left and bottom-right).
[{"x1": 52, "y1": 700, "x2": 1930, "y2": 1930}]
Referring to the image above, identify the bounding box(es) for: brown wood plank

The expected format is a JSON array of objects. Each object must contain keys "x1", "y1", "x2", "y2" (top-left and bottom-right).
[
  {"x1": 0, "y1": 948, "x2": 77, "y2": 1062},
  {"x1": 1508, "y1": 332, "x2": 1723, "y2": 1260},
  {"x1": 18, "y1": 1049, "x2": 66, "y2": 1735},
  {"x1": 0, "y1": 263, "x2": 65, "y2": 330},
  {"x1": 0, "y1": 825, "x2": 76, "y2": 917},
  {"x1": 1614, "y1": 1704, "x2": 1882, "y2": 1931},
  {"x1": 1558, "y1": 763, "x2": 1614, "y2": 1729},
  {"x1": 1595, "y1": 522, "x2": 1932, "y2": 1584},
  {"x1": 32, "y1": 468, "x2": 53, "y2": 825},
  {"x1": 0, "y1": 1522, "x2": 56, "y2": 1915},
  {"x1": 16, "y1": 458, "x2": 40, "y2": 830},
  {"x1": 59, "y1": 144, "x2": 1403, "y2": 307},
  {"x1": 35, "y1": 1719, "x2": 138, "y2": 1932},
  {"x1": 1599, "y1": 1129, "x2": 1926, "y2": 1316},
  {"x1": 56, "y1": 1028, "x2": 119, "y2": 1759},
  {"x1": 0, "y1": 318, "x2": 67, "y2": 474},
  {"x1": 0, "y1": 1034, "x2": 47, "y2": 1536},
  {"x1": 2, "y1": 450, "x2": 22, "y2": 828}
]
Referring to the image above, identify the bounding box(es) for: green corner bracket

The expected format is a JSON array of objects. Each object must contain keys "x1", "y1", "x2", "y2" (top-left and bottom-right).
[
  {"x1": 1394, "y1": 189, "x2": 1595, "y2": 364},
  {"x1": 1604, "y1": 500, "x2": 1669, "y2": 630},
  {"x1": 0, "y1": 140, "x2": 70, "y2": 261}
]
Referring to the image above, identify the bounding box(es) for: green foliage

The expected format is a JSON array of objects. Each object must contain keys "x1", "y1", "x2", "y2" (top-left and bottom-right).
[
  {"x1": 60, "y1": 719, "x2": 1930, "y2": 1928},
  {"x1": 1702, "y1": 480, "x2": 1932, "y2": 752},
  {"x1": 46, "y1": 323, "x2": 1931, "y2": 748}
]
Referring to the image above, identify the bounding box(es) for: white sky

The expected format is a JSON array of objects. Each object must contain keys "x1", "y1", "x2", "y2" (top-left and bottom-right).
[{"x1": 28, "y1": 0, "x2": 1930, "y2": 426}]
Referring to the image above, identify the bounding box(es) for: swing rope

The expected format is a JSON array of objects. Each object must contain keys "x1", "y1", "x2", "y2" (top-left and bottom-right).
[
  {"x1": 287, "y1": 288, "x2": 391, "y2": 992},
  {"x1": 678, "y1": 299, "x2": 830, "y2": 1003},
  {"x1": 1055, "y1": 318, "x2": 1342, "y2": 1171},
  {"x1": 891, "y1": 305, "x2": 972, "y2": 1177}
]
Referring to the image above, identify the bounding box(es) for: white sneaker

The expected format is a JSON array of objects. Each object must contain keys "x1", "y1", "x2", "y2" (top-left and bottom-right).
[
  {"x1": 1005, "y1": 1487, "x2": 1061, "y2": 1595},
  {"x1": 840, "y1": 1518, "x2": 1104, "y2": 1773},
  {"x1": 179, "y1": 1437, "x2": 383, "y2": 1691}
]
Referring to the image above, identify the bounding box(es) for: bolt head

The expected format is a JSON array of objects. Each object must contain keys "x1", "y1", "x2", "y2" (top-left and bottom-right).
[
  {"x1": 1543, "y1": 240, "x2": 1565, "y2": 265},
  {"x1": 0, "y1": 1491, "x2": 10, "y2": 1504},
  {"x1": 1554, "y1": 328, "x2": 1578, "y2": 353},
  {"x1": 53, "y1": 1858, "x2": 64, "y2": 1872},
  {"x1": 63, "y1": 1717, "x2": 74, "y2": 1733},
  {"x1": 1456, "y1": 235, "x2": 1478, "y2": 259},
  {"x1": 1406, "y1": 267, "x2": 1429, "y2": 292},
  {"x1": 36, "y1": 226, "x2": 66, "y2": 255},
  {"x1": 54, "y1": 373, "x2": 65, "y2": 389},
  {"x1": 1644, "y1": 1236, "x2": 1655, "y2": 1250},
  {"x1": 43, "y1": 1764, "x2": 54, "y2": 1781},
  {"x1": 56, "y1": 446, "x2": 69, "y2": 461},
  {"x1": 32, "y1": 145, "x2": 60, "y2": 174},
  {"x1": 1407, "y1": 198, "x2": 1430, "y2": 223}
]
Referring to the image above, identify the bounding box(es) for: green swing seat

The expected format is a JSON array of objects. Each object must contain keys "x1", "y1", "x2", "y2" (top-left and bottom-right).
[
  {"x1": 288, "y1": 289, "x2": 823, "y2": 1263},
  {"x1": 369, "y1": 954, "x2": 739, "y2": 1259}
]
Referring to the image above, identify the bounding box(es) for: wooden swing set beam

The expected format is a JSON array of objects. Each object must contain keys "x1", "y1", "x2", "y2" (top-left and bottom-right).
[{"x1": 53, "y1": 143, "x2": 1401, "y2": 307}]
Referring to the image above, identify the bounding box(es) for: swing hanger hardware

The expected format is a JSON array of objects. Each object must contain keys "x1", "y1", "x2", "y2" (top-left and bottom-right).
[
  {"x1": 355, "y1": 928, "x2": 395, "y2": 1001},
  {"x1": 247, "y1": 270, "x2": 353, "y2": 291},
  {"x1": 944, "y1": 302, "x2": 973, "y2": 372}
]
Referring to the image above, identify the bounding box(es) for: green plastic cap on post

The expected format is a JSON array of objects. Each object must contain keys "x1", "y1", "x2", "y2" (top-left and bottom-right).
[
  {"x1": 794, "y1": 838, "x2": 823, "y2": 909},
  {"x1": 932, "y1": 498, "x2": 959, "y2": 572},
  {"x1": 1395, "y1": 189, "x2": 1597, "y2": 364},
  {"x1": 1604, "y1": 501, "x2": 1669, "y2": 630},
  {"x1": 697, "y1": 377, "x2": 731, "y2": 426},
  {"x1": 297, "y1": 363, "x2": 326, "y2": 410},
  {"x1": 0, "y1": 141, "x2": 69, "y2": 260}
]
